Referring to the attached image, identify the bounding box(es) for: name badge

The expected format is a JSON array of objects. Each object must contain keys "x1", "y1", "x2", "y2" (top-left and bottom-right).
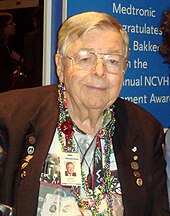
[{"x1": 60, "y1": 152, "x2": 81, "y2": 186}]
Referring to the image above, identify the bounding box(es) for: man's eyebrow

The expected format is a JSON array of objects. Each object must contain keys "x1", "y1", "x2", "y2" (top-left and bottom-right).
[
  {"x1": 76, "y1": 48, "x2": 94, "y2": 52},
  {"x1": 76, "y1": 48, "x2": 121, "y2": 53},
  {"x1": 103, "y1": 48, "x2": 120, "y2": 54}
]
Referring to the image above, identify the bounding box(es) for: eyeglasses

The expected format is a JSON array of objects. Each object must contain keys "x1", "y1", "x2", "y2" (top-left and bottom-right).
[{"x1": 66, "y1": 50, "x2": 126, "y2": 74}]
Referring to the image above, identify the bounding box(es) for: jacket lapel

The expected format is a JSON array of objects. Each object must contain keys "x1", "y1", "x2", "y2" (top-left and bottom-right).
[
  {"x1": 15, "y1": 87, "x2": 59, "y2": 216},
  {"x1": 113, "y1": 98, "x2": 146, "y2": 215}
]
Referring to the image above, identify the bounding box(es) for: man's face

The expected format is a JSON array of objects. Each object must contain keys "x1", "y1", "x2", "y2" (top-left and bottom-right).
[
  {"x1": 56, "y1": 28, "x2": 127, "y2": 111},
  {"x1": 66, "y1": 163, "x2": 75, "y2": 174}
]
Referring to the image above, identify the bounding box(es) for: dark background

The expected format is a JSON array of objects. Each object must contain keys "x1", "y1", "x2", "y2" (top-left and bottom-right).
[{"x1": 1, "y1": 0, "x2": 44, "y2": 57}]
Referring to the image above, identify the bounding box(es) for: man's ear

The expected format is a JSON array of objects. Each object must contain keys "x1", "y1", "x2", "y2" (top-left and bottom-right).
[{"x1": 55, "y1": 53, "x2": 64, "y2": 82}]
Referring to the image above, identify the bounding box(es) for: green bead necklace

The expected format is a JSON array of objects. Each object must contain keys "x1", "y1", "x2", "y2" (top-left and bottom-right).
[{"x1": 57, "y1": 83, "x2": 116, "y2": 215}]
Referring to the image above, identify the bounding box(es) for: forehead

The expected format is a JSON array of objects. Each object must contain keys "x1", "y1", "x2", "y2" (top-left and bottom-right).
[
  {"x1": 67, "y1": 28, "x2": 124, "y2": 55},
  {"x1": 67, "y1": 163, "x2": 74, "y2": 167}
]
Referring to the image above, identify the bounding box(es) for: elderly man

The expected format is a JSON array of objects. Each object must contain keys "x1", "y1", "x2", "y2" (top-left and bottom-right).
[{"x1": 0, "y1": 11, "x2": 169, "y2": 216}]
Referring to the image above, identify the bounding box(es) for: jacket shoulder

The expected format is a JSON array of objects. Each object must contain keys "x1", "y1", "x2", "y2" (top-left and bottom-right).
[
  {"x1": 115, "y1": 97, "x2": 163, "y2": 130},
  {"x1": 0, "y1": 84, "x2": 57, "y2": 102},
  {"x1": 0, "y1": 84, "x2": 58, "y2": 115}
]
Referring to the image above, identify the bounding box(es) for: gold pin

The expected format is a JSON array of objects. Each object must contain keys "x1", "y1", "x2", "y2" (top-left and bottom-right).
[
  {"x1": 24, "y1": 155, "x2": 33, "y2": 162},
  {"x1": 28, "y1": 136, "x2": 36, "y2": 144},
  {"x1": 21, "y1": 162, "x2": 28, "y2": 170},
  {"x1": 133, "y1": 155, "x2": 138, "y2": 161},
  {"x1": 133, "y1": 171, "x2": 140, "y2": 178},
  {"x1": 21, "y1": 170, "x2": 26, "y2": 179},
  {"x1": 136, "y1": 178, "x2": 143, "y2": 186},
  {"x1": 21, "y1": 155, "x2": 33, "y2": 170},
  {"x1": 131, "y1": 162, "x2": 139, "y2": 170}
]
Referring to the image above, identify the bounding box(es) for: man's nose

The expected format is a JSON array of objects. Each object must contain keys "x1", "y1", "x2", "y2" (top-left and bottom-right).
[{"x1": 92, "y1": 58, "x2": 106, "y2": 77}]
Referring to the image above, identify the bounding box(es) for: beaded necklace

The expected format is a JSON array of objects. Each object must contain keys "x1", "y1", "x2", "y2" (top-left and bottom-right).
[{"x1": 57, "y1": 83, "x2": 116, "y2": 216}]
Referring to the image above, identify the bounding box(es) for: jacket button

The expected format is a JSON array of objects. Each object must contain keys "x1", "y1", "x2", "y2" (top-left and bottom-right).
[{"x1": 28, "y1": 136, "x2": 36, "y2": 144}]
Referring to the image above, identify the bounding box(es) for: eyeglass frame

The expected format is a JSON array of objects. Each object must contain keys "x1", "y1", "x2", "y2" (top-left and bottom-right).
[{"x1": 66, "y1": 50, "x2": 127, "y2": 74}]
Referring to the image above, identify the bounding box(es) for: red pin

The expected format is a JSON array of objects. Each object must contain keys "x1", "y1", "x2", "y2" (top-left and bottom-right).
[{"x1": 61, "y1": 120, "x2": 73, "y2": 145}]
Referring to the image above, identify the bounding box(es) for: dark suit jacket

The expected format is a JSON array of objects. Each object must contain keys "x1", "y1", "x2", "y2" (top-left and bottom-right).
[
  {"x1": 65, "y1": 171, "x2": 76, "y2": 176},
  {"x1": 0, "y1": 84, "x2": 169, "y2": 216}
]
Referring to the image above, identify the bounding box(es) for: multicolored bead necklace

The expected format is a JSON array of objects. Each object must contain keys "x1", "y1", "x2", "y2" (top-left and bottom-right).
[{"x1": 57, "y1": 83, "x2": 116, "y2": 216}]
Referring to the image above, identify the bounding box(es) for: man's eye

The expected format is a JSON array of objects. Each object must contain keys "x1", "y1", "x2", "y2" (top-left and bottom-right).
[
  {"x1": 77, "y1": 55, "x2": 94, "y2": 64},
  {"x1": 80, "y1": 57, "x2": 92, "y2": 62},
  {"x1": 107, "y1": 59, "x2": 119, "y2": 65}
]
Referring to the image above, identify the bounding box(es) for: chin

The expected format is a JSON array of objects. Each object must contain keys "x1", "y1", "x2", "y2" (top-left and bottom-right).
[{"x1": 84, "y1": 100, "x2": 108, "y2": 110}]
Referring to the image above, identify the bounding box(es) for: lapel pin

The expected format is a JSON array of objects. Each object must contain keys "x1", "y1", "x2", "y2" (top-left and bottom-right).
[
  {"x1": 131, "y1": 161, "x2": 139, "y2": 170},
  {"x1": 21, "y1": 155, "x2": 33, "y2": 170},
  {"x1": 132, "y1": 147, "x2": 137, "y2": 152},
  {"x1": 136, "y1": 178, "x2": 143, "y2": 186}
]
